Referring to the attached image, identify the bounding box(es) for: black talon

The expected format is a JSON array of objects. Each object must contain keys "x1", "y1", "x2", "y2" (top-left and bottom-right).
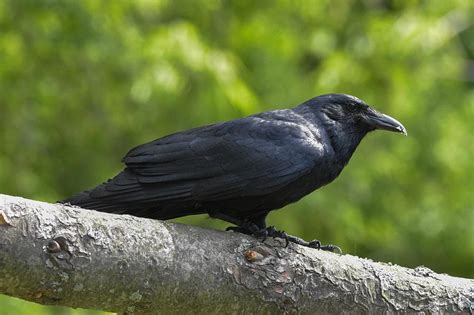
[
  {"x1": 254, "y1": 228, "x2": 269, "y2": 242},
  {"x1": 283, "y1": 233, "x2": 289, "y2": 247},
  {"x1": 308, "y1": 240, "x2": 321, "y2": 249},
  {"x1": 226, "y1": 222, "x2": 341, "y2": 252},
  {"x1": 261, "y1": 226, "x2": 290, "y2": 246},
  {"x1": 320, "y1": 244, "x2": 342, "y2": 253}
]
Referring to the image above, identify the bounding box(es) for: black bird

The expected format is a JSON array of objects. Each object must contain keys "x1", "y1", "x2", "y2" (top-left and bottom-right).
[{"x1": 61, "y1": 93, "x2": 406, "y2": 251}]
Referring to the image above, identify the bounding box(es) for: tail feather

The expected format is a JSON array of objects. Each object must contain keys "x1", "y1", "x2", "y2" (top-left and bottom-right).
[
  {"x1": 59, "y1": 169, "x2": 200, "y2": 220},
  {"x1": 60, "y1": 187, "x2": 130, "y2": 214}
]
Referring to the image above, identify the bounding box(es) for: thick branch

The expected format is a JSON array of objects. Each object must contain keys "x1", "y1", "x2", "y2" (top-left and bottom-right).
[{"x1": 0, "y1": 194, "x2": 472, "y2": 314}]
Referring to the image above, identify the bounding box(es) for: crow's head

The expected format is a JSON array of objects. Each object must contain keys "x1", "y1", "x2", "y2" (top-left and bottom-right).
[
  {"x1": 313, "y1": 93, "x2": 407, "y2": 136},
  {"x1": 295, "y1": 93, "x2": 407, "y2": 163}
]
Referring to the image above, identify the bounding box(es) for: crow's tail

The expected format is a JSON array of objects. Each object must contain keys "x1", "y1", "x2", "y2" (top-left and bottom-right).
[
  {"x1": 59, "y1": 169, "x2": 199, "y2": 220},
  {"x1": 59, "y1": 184, "x2": 129, "y2": 214},
  {"x1": 59, "y1": 169, "x2": 147, "y2": 214}
]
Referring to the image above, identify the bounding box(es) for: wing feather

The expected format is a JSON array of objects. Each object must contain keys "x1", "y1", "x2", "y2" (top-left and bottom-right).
[{"x1": 86, "y1": 115, "x2": 321, "y2": 206}]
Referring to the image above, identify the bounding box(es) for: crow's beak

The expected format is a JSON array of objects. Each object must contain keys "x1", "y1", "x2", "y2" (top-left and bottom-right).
[{"x1": 364, "y1": 110, "x2": 407, "y2": 136}]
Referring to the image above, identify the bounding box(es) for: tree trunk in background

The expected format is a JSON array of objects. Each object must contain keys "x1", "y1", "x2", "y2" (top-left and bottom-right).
[{"x1": 0, "y1": 194, "x2": 472, "y2": 314}]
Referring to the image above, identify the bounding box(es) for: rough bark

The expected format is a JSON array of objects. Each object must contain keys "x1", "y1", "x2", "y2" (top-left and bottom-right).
[{"x1": 0, "y1": 194, "x2": 472, "y2": 314}]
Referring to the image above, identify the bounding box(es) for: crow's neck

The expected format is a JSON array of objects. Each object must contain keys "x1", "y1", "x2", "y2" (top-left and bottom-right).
[
  {"x1": 294, "y1": 106, "x2": 368, "y2": 166},
  {"x1": 324, "y1": 122, "x2": 367, "y2": 166}
]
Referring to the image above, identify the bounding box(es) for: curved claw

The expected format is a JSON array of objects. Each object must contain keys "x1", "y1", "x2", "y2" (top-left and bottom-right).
[
  {"x1": 253, "y1": 228, "x2": 268, "y2": 242},
  {"x1": 307, "y1": 240, "x2": 342, "y2": 253},
  {"x1": 264, "y1": 226, "x2": 289, "y2": 246},
  {"x1": 276, "y1": 230, "x2": 289, "y2": 247},
  {"x1": 320, "y1": 244, "x2": 343, "y2": 254}
]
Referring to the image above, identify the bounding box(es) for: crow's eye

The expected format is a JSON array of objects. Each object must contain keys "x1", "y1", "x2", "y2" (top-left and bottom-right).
[
  {"x1": 322, "y1": 102, "x2": 365, "y2": 121},
  {"x1": 351, "y1": 102, "x2": 366, "y2": 111},
  {"x1": 322, "y1": 106, "x2": 342, "y2": 120},
  {"x1": 325, "y1": 110, "x2": 339, "y2": 120}
]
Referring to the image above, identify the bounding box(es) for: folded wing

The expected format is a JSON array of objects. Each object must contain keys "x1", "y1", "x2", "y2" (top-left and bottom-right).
[{"x1": 64, "y1": 116, "x2": 321, "y2": 216}]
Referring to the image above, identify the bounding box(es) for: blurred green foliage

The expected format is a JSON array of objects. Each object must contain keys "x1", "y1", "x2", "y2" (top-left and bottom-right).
[{"x1": 0, "y1": 0, "x2": 473, "y2": 313}]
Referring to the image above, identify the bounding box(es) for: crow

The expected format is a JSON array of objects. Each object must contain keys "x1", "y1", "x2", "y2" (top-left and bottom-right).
[{"x1": 61, "y1": 93, "x2": 406, "y2": 251}]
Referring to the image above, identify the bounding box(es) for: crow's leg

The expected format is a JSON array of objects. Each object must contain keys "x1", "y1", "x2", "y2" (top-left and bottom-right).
[
  {"x1": 208, "y1": 211, "x2": 243, "y2": 226},
  {"x1": 225, "y1": 221, "x2": 260, "y2": 235},
  {"x1": 209, "y1": 211, "x2": 266, "y2": 230},
  {"x1": 210, "y1": 211, "x2": 341, "y2": 253},
  {"x1": 223, "y1": 212, "x2": 268, "y2": 234},
  {"x1": 209, "y1": 211, "x2": 266, "y2": 235},
  {"x1": 230, "y1": 225, "x2": 341, "y2": 253},
  {"x1": 261, "y1": 227, "x2": 342, "y2": 253}
]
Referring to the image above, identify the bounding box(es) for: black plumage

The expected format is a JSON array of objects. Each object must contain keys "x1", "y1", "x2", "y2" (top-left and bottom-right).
[{"x1": 61, "y1": 93, "x2": 406, "y2": 250}]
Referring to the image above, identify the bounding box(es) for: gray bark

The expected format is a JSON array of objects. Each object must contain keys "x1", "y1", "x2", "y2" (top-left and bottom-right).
[{"x1": 0, "y1": 194, "x2": 472, "y2": 314}]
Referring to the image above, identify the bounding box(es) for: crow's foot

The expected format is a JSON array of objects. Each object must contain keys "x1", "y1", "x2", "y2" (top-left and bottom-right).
[{"x1": 226, "y1": 224, "x2": 342, "y2": 253}]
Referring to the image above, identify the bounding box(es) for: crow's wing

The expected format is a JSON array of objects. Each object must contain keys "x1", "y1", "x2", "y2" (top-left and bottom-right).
[{"x1": 89, "y1": 116, "x2": 322, "y2": 205}]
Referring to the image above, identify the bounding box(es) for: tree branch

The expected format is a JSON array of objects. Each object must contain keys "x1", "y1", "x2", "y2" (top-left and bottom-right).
[{"x1": 0, "y1": 194, "x2": 472, "y2": 314}]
